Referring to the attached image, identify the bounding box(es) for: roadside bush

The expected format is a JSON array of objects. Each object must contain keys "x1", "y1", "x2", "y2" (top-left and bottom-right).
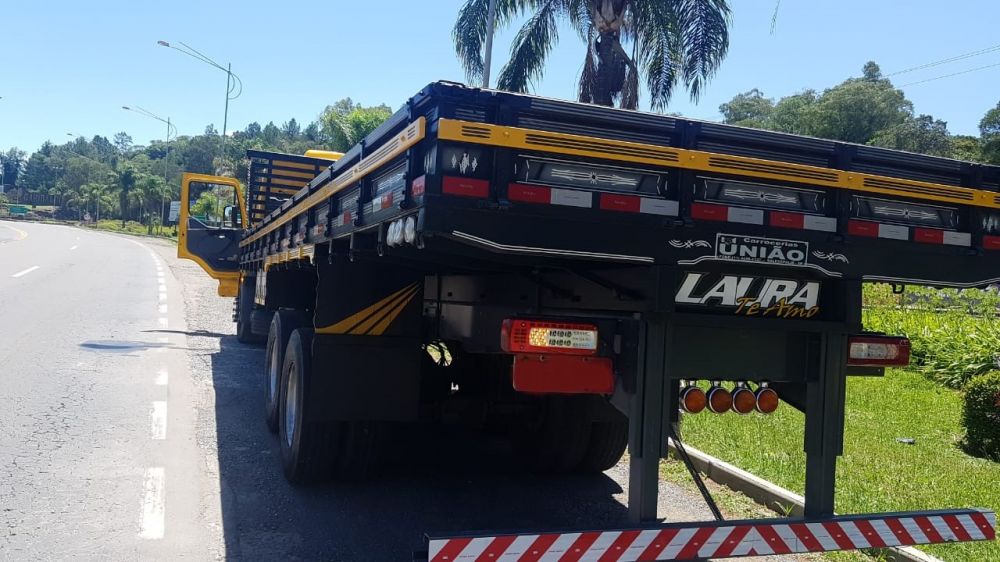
[
  {"x1": 863, "y1": 284, "x2": 1000, "y2": 388},
  {"x1": 962, "y1": 371, "x2": 1000, "y2": 460}
]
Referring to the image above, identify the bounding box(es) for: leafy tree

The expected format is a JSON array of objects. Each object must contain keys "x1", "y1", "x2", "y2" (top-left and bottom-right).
[
  {"x1": 281, "y1": 118, "x2": 301, "y2": 139},
  {"x1": 0, "y1": 148, "x2": 27, "y2": 188},
  {"x1": 320, "y1": 103, "x2": 392, "y2": 152},
  {"x1": 113, "y1": 132, "x2": 134, "y2": 156},
  {"x1": 807, "y1": 63, "x2": 911, "y2": 144},
  {"x1": 951, "y1": 135, "x2": 983, "y2": 163},
  {"x1": 20, "y1": 152, "x2": 58, "y2": 192},
  {"x1": 453, "y1": 0, "x2": 732, "y2": 109},
  {"x1": 719, "y1": 89, "x2": 774, "y2": 128},
  {"x1": 205, "y1": 124, "x2": 219, "y2": 136},
  {"x1": 303, "y1": 122, "x2": 322, "y2": 142},
  {"x1": 870, "y1": 115, "x2": 952, "y2": 157},
  {"x1": 244, "y1": 122, "x2": 262, "y2": 138},
  {"x1": 115, "y1": 164, "x2": 137, "y2": 227},
  {"x1": 769, "y1": 90, "x2": 819, "y2": 135},
  {"x1": 262, "y1": 122, "x2": 281, "y2": 145},
  {"x1": 980, "y1": 102, "x2": 1000, "y2": 164}
]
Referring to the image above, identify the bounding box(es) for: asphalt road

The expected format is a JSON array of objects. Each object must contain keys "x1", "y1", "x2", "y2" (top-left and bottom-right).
[{"x1": 0, "y1": 220, "x2": 817, "y2": 561}]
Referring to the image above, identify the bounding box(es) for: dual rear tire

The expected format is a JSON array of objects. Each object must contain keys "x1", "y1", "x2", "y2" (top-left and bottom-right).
[
  {"x1": 520, "y1": 395, "x2": 628, "y2": 475},
  {"x1": 276, "y1": 327, "x2": 382, "y2": 484}
]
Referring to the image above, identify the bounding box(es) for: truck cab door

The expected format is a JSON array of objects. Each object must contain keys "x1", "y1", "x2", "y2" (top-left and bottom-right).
[{"x1": 178, "y1": 173, "x2": 247, "y2": 297}]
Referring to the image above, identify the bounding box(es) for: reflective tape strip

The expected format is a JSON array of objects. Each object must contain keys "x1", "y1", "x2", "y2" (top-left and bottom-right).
[
  {"x1": 727, "y1": 207, "x2": 765, "y2": 225},
  {"x1": 426, "y1": 510, "x2": 996, "y2": 561},
  {"x1": 550, "y1": 188, "x2": 592, "y2": 208},
  {"x1": 803, "y1": 214, "x2": 838, "y2": 232},
  {"x1": 639, "y1": 198, "x2": 679, "y2": 216},
  {"x1": 878, "y1": 223, "x2": 910, "y2": 240}
]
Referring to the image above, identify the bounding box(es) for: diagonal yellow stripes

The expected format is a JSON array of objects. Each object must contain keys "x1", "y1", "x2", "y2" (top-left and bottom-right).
[{"x1": 315, "y1": 283, "x2": 419, "y2": 335}]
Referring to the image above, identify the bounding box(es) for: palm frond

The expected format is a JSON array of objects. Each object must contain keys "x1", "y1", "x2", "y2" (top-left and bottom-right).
[
  {"x1": 630, "y1": 2, "x2": 682, "y2": 110},
  {"x1": 496, "y1": 0, "x2": 562, "y2": 93},
  {"x1": 675, "y1": 0, "x2": 731, "y2": 101},
  {"x1": 578, "y1": 42, "x2": 598, "y2": 103}
]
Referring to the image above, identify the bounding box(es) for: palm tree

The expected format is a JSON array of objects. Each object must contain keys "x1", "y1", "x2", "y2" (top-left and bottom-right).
[
  {"x1": 453, "y1": 0, "x2": 731, "y2": 110},
  {"x1": 114, "y1": 164, "x2": 137, "y2": 227}
]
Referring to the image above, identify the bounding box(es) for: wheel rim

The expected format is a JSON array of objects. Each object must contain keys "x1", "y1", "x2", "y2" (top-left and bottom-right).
[
  {"x1": 284, "y1": 360, "x2": 299, "y2": 448},
  {"x1": 268, "y1": 342, "x2": 280, "y2": 403}
]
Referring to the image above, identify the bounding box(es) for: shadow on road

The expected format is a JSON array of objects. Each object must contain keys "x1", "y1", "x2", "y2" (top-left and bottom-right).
[{"x1": 205, "y1": 334, "x2": 632, "y2": 561}]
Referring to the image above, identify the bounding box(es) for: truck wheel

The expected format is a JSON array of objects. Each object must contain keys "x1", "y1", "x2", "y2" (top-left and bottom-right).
[
  {"x1": 264, "y1": 310, "x2": 306, "y2": 433},
  {"x1": 236, "y1": 278, "x2": 264, "y2": 345},
  {"x1": 278, "y1": 328, "x2": 335, "y2": 484},
  {"x1": 521, "y1": 396, "x2": 593, "y2": 474},
  {"x1": 579, "y1": 408, "x2": 628, "y2": 473}
]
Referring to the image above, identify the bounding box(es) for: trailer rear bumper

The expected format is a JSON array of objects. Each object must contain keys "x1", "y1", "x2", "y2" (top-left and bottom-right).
[{"x1": 422, "y1": 508, "x2": 995, "y2": 561}]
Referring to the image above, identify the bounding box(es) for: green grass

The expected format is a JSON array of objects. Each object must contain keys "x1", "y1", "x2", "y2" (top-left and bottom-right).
[
  {"x1": 678, "y1": 369, "x2": 999, "y2": 561},
  {"x1": 88, "y1": 219, "x2": 177, "y2": 241},
  {"x1": 864, "y1": 284, "x2": 1000, "y2": 389}
]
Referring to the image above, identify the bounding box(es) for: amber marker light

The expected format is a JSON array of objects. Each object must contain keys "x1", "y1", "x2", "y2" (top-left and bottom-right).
[
  {"x1": 731, "y1": 382, "x2": 757, "y2": 415},
  {"x1": 755, "y1": 382, "x2": 780, "y2": 414},
  {"x1": 707, "y1": 381, "x2": 732, "y2": 414},
  {"x1": 680, "y1": 382, "x2": 707, "y2": 414}
]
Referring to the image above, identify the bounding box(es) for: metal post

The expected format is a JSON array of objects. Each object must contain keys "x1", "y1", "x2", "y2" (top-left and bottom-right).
[
  {"x1": 627, "y1": 266, "x2": 674, "y2": 523},
  {"x1": 162, "y1": 117, "x2": 170, "y2": 233},
  {"x1": 482, "y1": 0, "x2": 498, "y2": 88},
  {"x1": 221, "y1": 62, "x2": 231, "y2": 165},
  {"x1": 802, "y1": 281, "x2": 858, "y2": 518}
]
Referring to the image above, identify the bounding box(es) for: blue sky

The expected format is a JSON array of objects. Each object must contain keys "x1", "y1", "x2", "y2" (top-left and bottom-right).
[{"x1": 2, "y1": 1, "x2": 1000, "y2": 154}]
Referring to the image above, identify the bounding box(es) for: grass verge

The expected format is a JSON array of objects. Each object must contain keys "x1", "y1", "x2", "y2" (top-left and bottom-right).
[
  {"x1": 677, "y1": 369, "x2": 999, "y2": 561},
  {"x1": 87, "y1": 219, "x2": 177, "y2": 241}
]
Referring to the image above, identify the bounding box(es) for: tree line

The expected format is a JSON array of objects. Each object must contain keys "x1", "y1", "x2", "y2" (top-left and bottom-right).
[
  {"x1": 0, "y1": 99, "x2": 392, "y2": 225},
  {"x1": 718, "y1": 62, "x2": 1000, "y2": 163},
  {"x1": 4, "y1": 60, "x2": 1000, "y2": 226}
]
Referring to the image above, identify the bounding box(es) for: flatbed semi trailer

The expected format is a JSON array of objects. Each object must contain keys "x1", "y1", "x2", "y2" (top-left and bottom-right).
[{"x1": 178, "y1": 81, "x2": 996, "y2": 560}]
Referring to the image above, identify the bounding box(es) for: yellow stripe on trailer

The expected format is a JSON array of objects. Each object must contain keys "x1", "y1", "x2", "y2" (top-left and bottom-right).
[{"x1": 437, "y1": 118, "x2": 999, "y2": 210}]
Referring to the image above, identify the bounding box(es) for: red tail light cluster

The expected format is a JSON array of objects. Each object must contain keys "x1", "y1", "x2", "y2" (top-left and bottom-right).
[
  {"x1": 680, "y1": 381, "x2": 779, "y2": 415},
  {"x1": 847, "y1": 335, "x2": 911, "y2": 367}
]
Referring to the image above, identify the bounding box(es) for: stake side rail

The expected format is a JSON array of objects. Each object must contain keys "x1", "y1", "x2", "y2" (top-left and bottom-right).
[{"x1": 237, "y1": 82, "x2": 1000, "y2": 289}]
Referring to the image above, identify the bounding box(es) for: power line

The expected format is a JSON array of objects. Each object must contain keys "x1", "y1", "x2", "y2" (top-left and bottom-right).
[
  {"x1": 886, "y1": 43, "x2": 1000, "y2": 77},
  {"x1": 899, "y1": 60, "x2": 1000, "y2": 87}
]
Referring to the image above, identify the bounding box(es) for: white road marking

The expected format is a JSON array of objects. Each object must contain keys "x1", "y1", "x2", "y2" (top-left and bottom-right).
[
  {"x1": 155, "y1": 368, "x2": 168, "y2": 386},
  {"x1": 11, "y1": 266, "x2": 39, "y2": 278},
  {"x1": 158, "y1": 304, "x2": 168, "y2": 314},
  {"x1": 158, "y1": 292, "x2": 167, "y2": 302},
  {"x1": 70, "y1": 245, "x2": 79, "y2": 250},
  {"x1": 139, "y1": 467, "x2": 165, "y2": 539},
  {"x1": 158, "y1": 318, "x2": 168, "y2": 329},
  {"x1": 158, "y1": 284, "x2": 166, "y2": 292},
  {"x1": 150, "y1": 402, "x2": 167, "y2": 440}
]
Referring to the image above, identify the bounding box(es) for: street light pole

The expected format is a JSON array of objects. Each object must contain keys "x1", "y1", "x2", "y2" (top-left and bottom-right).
[
  {"x1": 157, "y1": 41, "x2": 240, "y2": 170},
  {"x1": 122, "y1": 105, "x2": 177, "y2": 232}
]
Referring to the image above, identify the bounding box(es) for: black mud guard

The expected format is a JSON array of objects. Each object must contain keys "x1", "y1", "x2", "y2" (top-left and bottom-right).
[{"x1": 309, "y1": 254, "x2": 425, "y2": 421}]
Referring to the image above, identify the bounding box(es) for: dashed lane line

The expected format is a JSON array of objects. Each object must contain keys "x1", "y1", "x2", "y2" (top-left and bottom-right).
[
  {"x1": 11, "y1": 266, "x2": 39, "y2": 278},
  {"x1": 139, "y1": 467, "x2": 166, "y2": 539},
  {"x1": 155, "y1": 368, "x2": 168, "y2": 386},
  {"x1": 150, "y1": 402, "x2": 167, "y2": 440}
]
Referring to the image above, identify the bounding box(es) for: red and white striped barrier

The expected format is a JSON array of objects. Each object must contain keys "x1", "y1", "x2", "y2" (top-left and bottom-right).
[{"x1": 426, "y1": 509, "x2": 995, "y2": 562}]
